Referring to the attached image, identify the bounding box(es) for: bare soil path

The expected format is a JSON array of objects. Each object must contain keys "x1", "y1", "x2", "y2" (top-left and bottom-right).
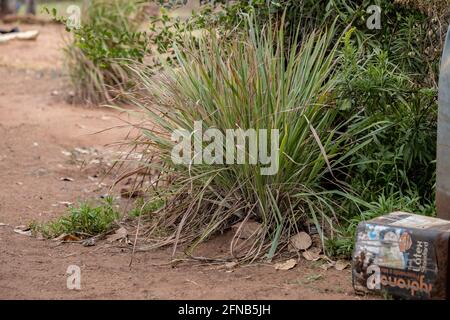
[{"x1": 0, "y1": 24, "x2": 360, "y2": 300}]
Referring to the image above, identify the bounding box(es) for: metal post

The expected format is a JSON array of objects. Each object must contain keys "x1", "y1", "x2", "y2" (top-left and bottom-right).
[
  {"x1": 437, "y1": 25, "x2": 450, "y2": 220},
  {"x1": 0, "y1": 0, "x2": 16, "y2": 15},
  {"x1": 25, "y1": 0, "x2": 35, "y2": 15}
]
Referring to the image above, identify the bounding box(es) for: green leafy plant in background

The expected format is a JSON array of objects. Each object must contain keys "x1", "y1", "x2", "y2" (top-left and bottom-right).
[
  {"x1": 49, "y1": 0, "x2": 150, "y2": 104},
  {"x1": 336, "y1": 28, "x2": 437, "y2": 210}
]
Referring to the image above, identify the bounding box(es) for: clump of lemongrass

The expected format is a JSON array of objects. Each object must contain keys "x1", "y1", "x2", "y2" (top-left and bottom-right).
[{"x1": 125, "y1": 17, "x2": 376, "y2": 262}]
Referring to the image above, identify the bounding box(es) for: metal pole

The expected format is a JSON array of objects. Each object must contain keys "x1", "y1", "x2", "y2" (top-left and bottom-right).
[
  {"x1": 437, "y1": 25, "x2": 450, "y2": 220},
  {"x1": 25, "y1": 0, "x2": 35, "y2": 15}
]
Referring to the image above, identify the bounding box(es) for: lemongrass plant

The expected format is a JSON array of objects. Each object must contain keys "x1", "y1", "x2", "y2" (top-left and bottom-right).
[{"x1": 126, "y1": 17, "x2": 376, "y2": 261}]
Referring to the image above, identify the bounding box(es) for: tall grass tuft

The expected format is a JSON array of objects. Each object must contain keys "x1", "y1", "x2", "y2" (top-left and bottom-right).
[{"x1": 127, "y1": 18, "x2": 376, "y2": 261}]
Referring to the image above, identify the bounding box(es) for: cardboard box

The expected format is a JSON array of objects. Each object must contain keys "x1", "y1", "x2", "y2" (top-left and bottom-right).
[{"x1": 352, "y1": 212, "x2": 450, "y2": 299}]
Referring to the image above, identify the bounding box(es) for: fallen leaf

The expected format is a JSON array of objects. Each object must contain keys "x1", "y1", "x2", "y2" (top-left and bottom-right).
[
  {"x1": 53, "y1": 233, "x2": 68, "y2": 242},
  {"x1": 225, "y1": 261, "x2": 238, "y2": 269},
  {"x1": 320, "y1": 262, "x2": 335, "y2": 271},
  {"x1": 58, "y1": 201, "x2": 73, "y2": 207},
  {"x1": 62, "y1": 234, "x2": 81, "y2": 242},
  {"x1": 13, "y1": 229, "x2": 31, "y2": 236},
  {"x1": 335, "y1": 260, "x2": 350, "y2": 271},
  {"x1": 302, "y1": 247, "x2": 321, "y2": 261},
  {"x1": 82, "y1": 238, "x2": 96, "y2": 247},
  {"x1": 13, "y1": 225, "x2": 31, "y2": 237},
  {"x1": 74, "y1": 147, "x2": 90, "y2": 154},
  {"x1": 274, "y1": 258, "x2": 297, "y2": 271},
  {"x1": 60, "y1": 177, "x2": 74, "y2": 182},
  {"x1": 0, "y1": 223, "x2": 8, "y2": 227},
  {"x1": 107, "y1": 227, "x2": 128, "y2": 243},
  {"x1": 290, "y1": 232, "x2": 312, "y2": 251}
]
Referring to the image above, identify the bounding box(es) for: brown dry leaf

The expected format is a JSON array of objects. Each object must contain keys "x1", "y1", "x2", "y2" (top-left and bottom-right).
[
  {"x1": 52, "y1": 233, "x2": 80, "y2": 242},
  {"x1": 302, "y1": 247, "x2": 322, "y2": 261},
  {"x1": 82, "y1": 238, "x2": 96, "y2": 247},
  {"x1": 62, "y1": 234, "x2": 81, "y2": 242},
  {"x1": 225, "y1": 261, "x2": 237, "y2": 269},
  {"x1": 53, "y1": 233, "x2": 67, "y2": 241},
  {"x1": 63, "y1": 234, "x2": 81, "y2": 241},
  {"x1": 231, "y1": 221, "x2": 262, "y2": 239},
  {"x1": 106, "y1": 227, "x2": 128, "y2": 243},
  {"x1": 335, "y1": 260, "x2": 350, "y2": 271},
  {"x1": 13, "y1": 226, "x2": 32, "y2": 237},
  {"x1": 274, "y1": 258, "x2": 297, "y2": 271},
  {"x1": 225, "y1": 261, "x2": 238, "y2": 269},
  {"x1": 58, "y1": 201, "x2": 73, "y2": 207},
  {"x1": 290, "y1": 232, "x2": 312, "y2": 251},
  {"x1": 320, "y1": 262, "x2": 335, "y2": 271},
  {"x1": 287, "y1": 243, "x2": 297, "y2": 252}
]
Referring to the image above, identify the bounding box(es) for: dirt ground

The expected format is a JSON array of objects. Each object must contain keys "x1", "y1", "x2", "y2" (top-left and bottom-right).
[{"x1": 0, "y1": 23, "x2": 363, "y2": 300}]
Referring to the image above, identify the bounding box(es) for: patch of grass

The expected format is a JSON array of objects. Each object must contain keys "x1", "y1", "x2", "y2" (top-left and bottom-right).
[{"x1": 31, "y1": 196, "x2": 119, "y2": 239}]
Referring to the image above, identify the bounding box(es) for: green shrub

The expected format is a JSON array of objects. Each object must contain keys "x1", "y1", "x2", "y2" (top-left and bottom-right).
[
  {"x1": 51, "y1": 0, "x2": 149, "y2": 104},
  {"x1": 336, "y1": 29, "x2": 437, "y2": 208}
]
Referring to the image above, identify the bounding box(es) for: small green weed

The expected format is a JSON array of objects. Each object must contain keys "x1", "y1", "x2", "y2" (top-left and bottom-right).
[{"x1": 31, "y1": 197, "x2": 119, "y2": 239}]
